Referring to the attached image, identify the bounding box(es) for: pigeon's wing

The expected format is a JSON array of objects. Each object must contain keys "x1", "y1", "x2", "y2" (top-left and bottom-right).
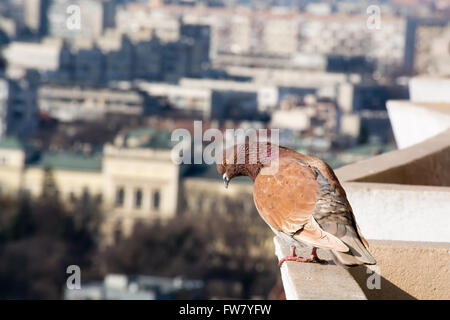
[
  {"x1": 304, "y1": 158, "x2": 370, "y2": 249},
  {"x1": 254, "y1": 159, "x2": 348, "y2": 252},
  {"x1": 304, "y1": 161, "x2": 376, "y2": 265}
]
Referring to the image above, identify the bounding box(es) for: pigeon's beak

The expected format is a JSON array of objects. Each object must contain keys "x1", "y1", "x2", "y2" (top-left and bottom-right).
[{"x1": 223, "y1": 173, "x2": 229, "y2": 189}]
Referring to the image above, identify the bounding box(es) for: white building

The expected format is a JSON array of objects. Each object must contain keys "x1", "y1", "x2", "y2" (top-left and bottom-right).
[
  {"x1": 23, "y1": 0, "x2": 49, "y2": 35},
  {"x1": 47, "y1": 0, "x2": 116, "y2": 39},
  {"x1": 223, "y1": 66, "x2": 361, "y2": 88},
  {"x1": 38, "y1": 84, "x2": 145, "y2": 122},
  {"x1": 115, "y1": 4, "x2": 181, "y2": 42},
  {"x1": 3, "y1": 38, "x2": 72, "y2": 81},
  {"x1": 270, "y1": 109, "x2": 311, "y2": 131},
  {"x1": 415, "y1": 24, "x2": 450, "y2": 76}
]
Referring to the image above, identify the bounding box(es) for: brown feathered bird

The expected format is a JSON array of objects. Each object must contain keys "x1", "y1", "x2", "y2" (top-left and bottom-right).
[{"x1": 216, "y1": 142, "x2": 376, "y2": 267}]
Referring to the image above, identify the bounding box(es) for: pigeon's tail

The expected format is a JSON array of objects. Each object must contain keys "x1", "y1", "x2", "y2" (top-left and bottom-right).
[
  {"x1": 331, "y1": 246, "x2": 376, "y2": 267},
  {"x1": 323, "y1": 223, "x2": 376, "y2": 267}
]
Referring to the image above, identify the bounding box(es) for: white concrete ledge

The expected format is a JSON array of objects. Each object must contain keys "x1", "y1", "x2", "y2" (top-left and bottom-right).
[
  {"x1": 336, "y1": 128, "x2": 450, "y2": 186},
  {"x1": 274, "y1": 236, "x2": 367, "y2": 300},
  {"x1": 386, "y1": 101, "x2": 450, "y2": 149},
  {"x1": 341, "y1": 182, "x2": 450, "y2": 242}
]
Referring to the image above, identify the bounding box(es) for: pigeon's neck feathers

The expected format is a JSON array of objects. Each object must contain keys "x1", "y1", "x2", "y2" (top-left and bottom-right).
[{"x1": 235, "y1": 142, "x2": 279, "y2": 181}]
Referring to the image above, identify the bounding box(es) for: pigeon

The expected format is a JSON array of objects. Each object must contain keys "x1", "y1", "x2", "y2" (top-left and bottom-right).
[{"x1": 217, "y1": 142, "x2": 376, "y2": 267}]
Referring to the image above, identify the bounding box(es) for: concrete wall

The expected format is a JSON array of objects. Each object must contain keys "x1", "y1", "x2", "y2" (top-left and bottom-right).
[
  {"x1": 342, "y1": 182, "x2": 450, "y2": 242},
  {"x1": 336, "y1": 130, "x2": 450, "y2": 243},
  {"x1": 337, "y1": 128, "x2": 450, "y2": 187},
  {"x1": 387, "y1": 101, "x2": 450, "y2": 149}
]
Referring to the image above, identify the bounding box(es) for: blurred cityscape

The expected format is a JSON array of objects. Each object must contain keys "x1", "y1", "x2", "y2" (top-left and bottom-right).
[{"x1": 0, "y1": 0, "x2": 448, "y2": 299}]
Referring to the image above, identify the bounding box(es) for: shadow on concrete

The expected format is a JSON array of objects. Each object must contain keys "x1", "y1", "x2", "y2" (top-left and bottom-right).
[{"x1": 348, "y1": 265, "x2": 417, "y2": 300}]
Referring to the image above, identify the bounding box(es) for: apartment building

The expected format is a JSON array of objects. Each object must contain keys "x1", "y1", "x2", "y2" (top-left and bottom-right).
[
  {"x1": 3, "y1": 24, "x2": 210, "y2": 85},
  {"x1": 37, "y1": 84, "x2": 146, "y2": 122},
  {"x1": 147, "y1": 5, "x2": 415, "y2": 73},
  {"x1": 415, "y1": 23, "x2": 450, "y2": 76},
  {"x1": 3, "y1": 38, "x2": 72, "y2": 82}
]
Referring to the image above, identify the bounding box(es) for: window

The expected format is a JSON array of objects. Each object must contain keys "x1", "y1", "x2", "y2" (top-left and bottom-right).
[
  {"x1": 135, "y1": 188, "x2": 142, "y2": 209},
  {"x1": 152, "y1": 190, "x2": 160, "y2": 210},
  {"x1": 82, "y1": 187, "x2": 89, "y2": 200},
  {"x1": 115, "y1": 187, "x2": 125, "y2": 207}
]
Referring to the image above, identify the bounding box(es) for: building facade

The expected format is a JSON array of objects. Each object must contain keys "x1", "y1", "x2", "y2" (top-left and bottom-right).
[
  {"x1": 144, "y1": 5, "x2": 416, "y2": 74},
  {"x1": 37, "y1": 84, "x2": 146, "y2": 122},
  {"x1": 0, "y1": 128, "x2": 180, "y2": 239}
]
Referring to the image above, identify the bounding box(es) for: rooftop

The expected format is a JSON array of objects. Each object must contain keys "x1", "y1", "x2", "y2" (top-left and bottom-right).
[
  {"x1": 119, "y1": 127, "x2": 175, "y2": 150},
  {"x1": 0, "y1": 136, "x2": 29, "y2": 150},
  {"x1": 33, "y1": 151, "x2": 102, "y2": 172}
]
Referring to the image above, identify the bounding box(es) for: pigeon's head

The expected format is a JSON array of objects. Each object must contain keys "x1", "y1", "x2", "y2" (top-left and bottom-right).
[
  {"x1": 216, "y1": 144, "x2": 242, "y2": 189},
  {"x1": 217, "y1": 142, "x2": 277, "y2": 188}
]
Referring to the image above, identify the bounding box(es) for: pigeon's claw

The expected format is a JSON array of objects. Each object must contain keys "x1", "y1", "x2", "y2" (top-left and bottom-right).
[
  {"x1": 278, "y1": 245, "x2": 298, "y2": 267},
  {"x1": 278, "y1": 255, "x2": 298, "y2": 267},
  {"x1": 301, "y1": 247, "x2": 328, "y2": 264},
  {"x1": 278, "y1": 246, "x2": 327, "y2": 267},
  {"x1": 296, "y1": 254, "x2": 327, "y2": 264}
]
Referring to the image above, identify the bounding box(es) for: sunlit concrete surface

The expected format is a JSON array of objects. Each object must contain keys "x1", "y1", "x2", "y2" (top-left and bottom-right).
[
  {"x1": 387, "y1": 101, "x2": 450, "y2": 149},
  {"x1": 341, "y1": 182, "x2": 450, "y2": 242},
  {"x1": 350, "y1": 240, "x2": 450, "y2": 300},
  {"x1": 274, "y1": 236, "x2": 367, "y2": 300},
  {"x1": 275, "y1": 237, "x2": 450, "y2": 300}
]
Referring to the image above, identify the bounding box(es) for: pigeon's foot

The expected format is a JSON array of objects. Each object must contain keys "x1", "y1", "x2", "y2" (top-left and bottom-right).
[
  {"x1": 278, "y1": 245, "x2": 299, "y2": 267},
  {"x1": 298, "y1": 247, "x2": 327, "y2": 264},
  {"x1": 278, "y1": 247, "x2": 327, "y2": 267},
  {"x1": 278, "y1": 255, "x2": 298, "y2": 266}
]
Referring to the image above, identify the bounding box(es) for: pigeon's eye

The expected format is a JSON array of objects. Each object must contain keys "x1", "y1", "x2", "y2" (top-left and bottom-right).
[{"x1": 223, "y1": 160, "x2": 228, "y2": 167}]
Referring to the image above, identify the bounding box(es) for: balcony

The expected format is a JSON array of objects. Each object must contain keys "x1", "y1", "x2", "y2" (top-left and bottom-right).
[{"x1": 275, "y1": 100, "x2": 450, "y2": 300}]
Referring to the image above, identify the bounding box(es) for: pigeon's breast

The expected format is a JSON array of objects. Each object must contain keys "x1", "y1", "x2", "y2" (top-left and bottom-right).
[{"x1": 253, "y1": 159, "x2": 320, "y2": 235}]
